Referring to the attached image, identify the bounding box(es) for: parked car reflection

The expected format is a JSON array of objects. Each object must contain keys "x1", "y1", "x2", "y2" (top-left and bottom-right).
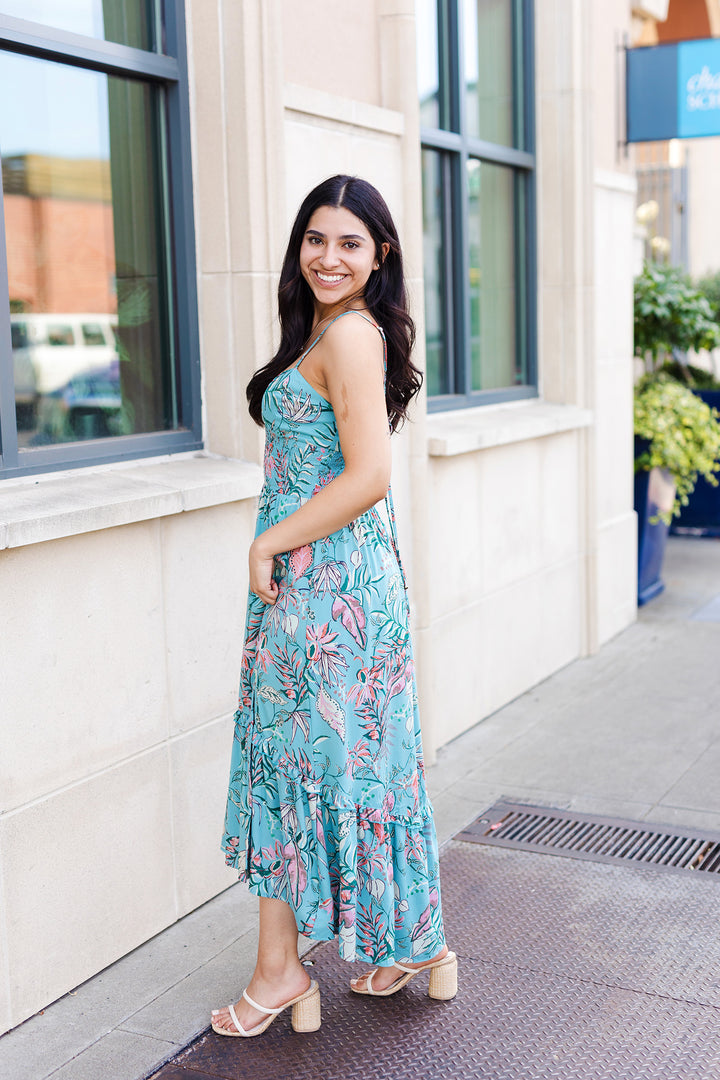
[
  {"x1": 31, "y1": 359, "x2": 126, "y2": 443},
  {"x1": 13, "y1": 313, "x2": 117, "y2": 415},
  {"x1": 12, "y1": 313, "x2": 121, "y2": 440}
]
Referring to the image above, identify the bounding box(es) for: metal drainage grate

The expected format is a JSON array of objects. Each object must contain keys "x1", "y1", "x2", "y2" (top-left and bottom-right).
[{"x1": 458, "y1": 800, "x2": 720, "y2": 877}]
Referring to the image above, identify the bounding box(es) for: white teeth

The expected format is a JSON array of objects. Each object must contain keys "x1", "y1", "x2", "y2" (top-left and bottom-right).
[{"x1": 316, "y1": 272, "x2": 345, "y2": 283}]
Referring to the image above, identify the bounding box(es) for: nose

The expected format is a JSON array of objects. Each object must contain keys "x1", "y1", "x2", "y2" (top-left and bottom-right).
[{"x1": 319, "y1": 244, "x2": 341, "y2": 268}]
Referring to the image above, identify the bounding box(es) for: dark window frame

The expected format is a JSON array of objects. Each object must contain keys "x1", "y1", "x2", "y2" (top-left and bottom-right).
[
  {"x1": 421, "y1": 0, "x2": 537, "y2": 412},
  {"x1": 0, "y1": 6, "x2": 202, "y2": 479}
]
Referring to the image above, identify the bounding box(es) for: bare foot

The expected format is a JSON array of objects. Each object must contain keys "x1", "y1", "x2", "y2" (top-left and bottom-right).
[
  {"x1": 212, "y1": 966, "x2": 311, "y2": 1034},
  {"x1": 350, "y1": 945, "x2": 449, "y2": 993}
]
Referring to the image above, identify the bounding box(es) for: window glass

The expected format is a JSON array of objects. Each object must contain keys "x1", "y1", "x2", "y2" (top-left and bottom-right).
[
  {"x1": 47, "y1": 324, "x2": 75, "y2": 346},
  {"x1": 421, "y1": 148, "x2": 449, "y2": 396},
  {"x1": 0, "y1": 1, "x2": 155, "y2": 51},
  {"x1": 463, "y1": 0, "x2": 522, "y2": 148},
  {"x1": 1, "y1": 51, "x2": 176, "y2": 448},
  {"x1": 416, "y1": 0, "x2": 441, "y2": 129},
  {"x1": 10, "y1": 321, "x2": 26, "y2": 349},
  {"x1": 82, "y1": 322, "x2": 108, "y2": 346},
  {"x1": 467, "y1": 158, "x2": 522, "y2": 390}
]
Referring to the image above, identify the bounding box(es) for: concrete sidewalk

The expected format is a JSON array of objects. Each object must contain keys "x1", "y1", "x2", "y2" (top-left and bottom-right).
[{"x1": 2, "y1": 535, "x2": 719, "y2": 1080}]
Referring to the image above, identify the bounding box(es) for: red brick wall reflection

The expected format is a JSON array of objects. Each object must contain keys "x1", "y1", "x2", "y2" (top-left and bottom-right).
[{"x1": 4, "y1": 174, "x2": 116, "y2": 315}]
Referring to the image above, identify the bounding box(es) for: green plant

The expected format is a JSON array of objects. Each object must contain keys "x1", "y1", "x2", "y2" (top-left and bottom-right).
[
  {"x1": 696, "y1": 269, "x2": 720, "y2": 320},
  {"x1": 634, "y1": 262, "x2": 720, "y2": 374},
  {"x1": 659, "y1": 358, "x2": 720, "y2": 391},
  {"x1": 634, "y1": 375, "x2": 720, "y2": 522}
]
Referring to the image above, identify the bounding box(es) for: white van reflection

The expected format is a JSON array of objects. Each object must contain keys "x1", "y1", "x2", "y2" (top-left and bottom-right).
[{"x1": 13, "y1": 313, "x2": 121, "y2": 438}]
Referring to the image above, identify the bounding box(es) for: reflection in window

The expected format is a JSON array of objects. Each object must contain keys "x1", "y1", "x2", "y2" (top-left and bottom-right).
[
  {"x1": 1, "y1": 52, "x2": 176, "y2": 447},
  {"x1": 0, "y1": 0, "x2": 155, "y2": 51},
  {"x1": 467, "y1": 159, "x2": 523, "y2": 390},
  {"x1": 463, "y1": 0, "x2": 523, "y2": 148},
  {"x1": 421, "y1": 149, "x2": 449, "y2": 396},
  {"x1": 416, "y1": 0, "x2": 441, "y2": 129}
]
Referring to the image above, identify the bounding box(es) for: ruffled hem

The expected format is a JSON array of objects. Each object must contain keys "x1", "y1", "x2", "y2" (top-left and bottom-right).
[{"x1": 222, "y1": 784, "x2": 446, "y2": 965}]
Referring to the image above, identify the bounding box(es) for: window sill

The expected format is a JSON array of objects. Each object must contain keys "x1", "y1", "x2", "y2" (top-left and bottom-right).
[
  {"x1": 0, "y1": 454, "x2": 263, "y2": 550},
  {"x1": 426, "y1": 399, "x2": 593, "y2": 457}
]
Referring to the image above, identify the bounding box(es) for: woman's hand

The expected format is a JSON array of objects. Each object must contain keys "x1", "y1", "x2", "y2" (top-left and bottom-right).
[{"x1": 249, "y1": 537, "x2": 279, "y2": 605}]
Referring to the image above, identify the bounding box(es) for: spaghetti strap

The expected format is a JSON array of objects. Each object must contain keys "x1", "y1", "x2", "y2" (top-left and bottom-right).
[{"x1": 295, "y1": 309, "x2": 385, "y2": 370}]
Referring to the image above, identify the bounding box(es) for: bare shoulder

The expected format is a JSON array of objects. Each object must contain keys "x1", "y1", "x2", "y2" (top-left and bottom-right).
[{"x1": 320, "y1": 311, "x2": 384, "y2": 365}]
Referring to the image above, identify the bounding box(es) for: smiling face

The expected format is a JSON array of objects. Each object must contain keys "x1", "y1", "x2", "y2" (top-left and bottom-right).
[{"x1": 299, "y1": 205, "x2": 380, "y2": 315}]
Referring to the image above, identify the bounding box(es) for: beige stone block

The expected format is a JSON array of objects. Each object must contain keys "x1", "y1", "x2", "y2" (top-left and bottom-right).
[
  {"x1": 198, "y1": 272, "x2": 242, "y2": 461},
  {"x1": 224, "y1": 271, "x2": 278, "y2": 462},
  {"x1": 596, "y1": 512, "x2": 637, "y2": 646},
  {"x1": 594, "y1": 359, "x2": 635, "y2": 523},
  {"x1": 425, "y1": 556, "x2": 582, "y2": 749},
  {"x1": 348, "y1": 134, "x2": 403, "y2": 214},
  {"x1": 536, "y1": 96, "x2": 564, "y2": 290},
  {"x1": 539, "y1": 430, "x2": 581, "y2": 565},
  {"x1": 594, "y1": 183, "x2": 635, "y2": 363},
  {"x1": 0, "y1": 523, "x2": 166, "y2": 810},
  {"x1": 426, "y1": 605, "x2": 489, "y2": 748},
  {"x1": 478, "y1": 557, "x2": 582, "y2": 721},
  {"x1": 170, "y1": 719, "x2": 239, "y2": 917},
  {"x1": 378, "y1": 0, "x2": 415, "y2": 14},
  {"x1": 0, "y1": 879, "x2": 10, "y2": 1035},
  {"x1": 2, "y1": 749, "x2": 175, "y2": 1028},
  {"x1": 534, "y1": 0, "x2": 560, "y2": 97},
  {"x1": 282, "y1": 0, "x2": 381, "y2": 106},
  {"x1": 284, "y1": 120, "x2": 353, "y2": 218},
  {"x1": 284, "y1": 117, "x2": 403, "y2": 237},
  {"x1": 186, "y1": 0, "x2": 230, "y2": 274},
  {"x1": 222, "y1": 0, "x2": 286, "y2": 275},
  {"x1": 427, "y1": 454, "x2": 484, "y2": 620},
  {"x1": 538, "y1": 285, "x2": 566, "y2": 402},
  {"x1": 162, "y1": 503, "x2": 254, "y2": 736},
  {"x1": 479, "y1": 440, "x2": 543, "y2": 591}
]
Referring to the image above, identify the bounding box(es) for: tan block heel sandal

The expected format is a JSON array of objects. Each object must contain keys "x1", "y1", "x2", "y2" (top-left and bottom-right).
[
  {"x1": 211, "y1": 979, "x2": 321, "y2": 1036},
  {"x1": 351, "y1": 950, "x2": 458, "y2": 1000}
]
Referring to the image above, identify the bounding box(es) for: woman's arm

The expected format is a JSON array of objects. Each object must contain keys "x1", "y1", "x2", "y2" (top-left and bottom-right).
[{"x1": 250, "y1": 315, "x2": 391, "y2": 603}]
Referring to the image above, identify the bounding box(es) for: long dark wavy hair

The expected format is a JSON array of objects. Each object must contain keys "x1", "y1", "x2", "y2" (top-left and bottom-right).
[{"x1": 246, "y1": 175, "x2": 422, "y2": 432}]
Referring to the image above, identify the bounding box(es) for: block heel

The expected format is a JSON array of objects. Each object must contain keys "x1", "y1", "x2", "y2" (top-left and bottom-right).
[
  {"x1": 291, "y1": 981, "x2": 321, "y2": 1032},
  {"x1": 428, "y1": 952, "x2": 458, "y2": 1000}
]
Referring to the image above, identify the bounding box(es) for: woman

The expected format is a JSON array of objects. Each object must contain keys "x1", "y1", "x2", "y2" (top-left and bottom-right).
[{"x1": 212, "y1": 176, "x2": 457, "y2": 1038}]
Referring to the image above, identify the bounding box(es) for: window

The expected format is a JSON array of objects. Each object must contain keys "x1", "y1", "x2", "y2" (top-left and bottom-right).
[
  {"x1": 417, "y1": 0, "x2": 536, "y2": 409},
  {"x1": 0, "y1": 2, "x2": 201, "y2": 477}
]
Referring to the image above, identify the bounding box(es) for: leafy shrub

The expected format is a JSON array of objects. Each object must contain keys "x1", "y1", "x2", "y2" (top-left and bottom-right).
[
  {"x1": 660, "y1": 359, "x2": 720, "y2": 391},
  {"x1": 634, "y1": 374, "x2": 720, "y2": 522},
  {"x1": 696, "y1": 269, "x2": 720, "y2": 321},
  {"x1": 634, "y1": 262, "x2": 720, "y2": 373}
]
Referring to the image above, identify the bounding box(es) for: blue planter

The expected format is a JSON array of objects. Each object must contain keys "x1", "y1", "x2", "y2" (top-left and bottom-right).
[
  {"x1": 670, "y1": 389, "x2": 720, "y2": 536},
  {"x1": 634, "y1": 449, "x2": 676, "y2": 605}
]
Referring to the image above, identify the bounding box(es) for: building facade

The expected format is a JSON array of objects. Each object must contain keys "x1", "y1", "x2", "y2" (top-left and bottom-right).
[{"x1": 0, "y1": 0, "x2": 637, "y2": 1033}]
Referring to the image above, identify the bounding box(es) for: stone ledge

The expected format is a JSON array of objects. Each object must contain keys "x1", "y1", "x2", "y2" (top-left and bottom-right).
[
  {"x1": 284, "y1": 83, "x2": 405, "y2": 135},
  {"x1": 0, "y1": 455, "x2": 263, "y2": 550},
  {"x1": 427, "y1": 400, "x2": 593, "y2": 457}
]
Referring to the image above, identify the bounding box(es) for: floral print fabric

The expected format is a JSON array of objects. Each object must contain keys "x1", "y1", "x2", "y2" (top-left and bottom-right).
[{"x1": 222, "y1": 314, "x2": 446, "y2": 964}]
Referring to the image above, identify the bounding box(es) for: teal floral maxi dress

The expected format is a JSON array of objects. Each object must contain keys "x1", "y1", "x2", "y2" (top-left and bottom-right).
[{"x1": 222, "y1": 311, "x2": 447, "y2": 965}]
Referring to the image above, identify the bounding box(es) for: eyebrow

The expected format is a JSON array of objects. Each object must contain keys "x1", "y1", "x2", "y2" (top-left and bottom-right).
[{"x1": 306, "y1": 229, "x2": 367, "y2": 241}]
